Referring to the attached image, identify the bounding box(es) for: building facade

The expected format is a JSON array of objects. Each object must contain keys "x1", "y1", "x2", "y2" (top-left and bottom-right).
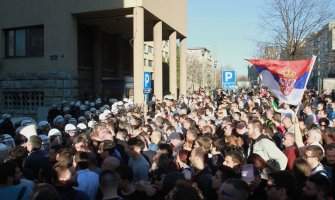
[
  {"x1": 186, "y1": 48, "x2": 214, "y2": 92},
  {"x1": 0, "y1": 0, "x2": 187, "y2": 117},
  {"x1": 306, "y1": 21, "x2": 335, "y2": 90}
]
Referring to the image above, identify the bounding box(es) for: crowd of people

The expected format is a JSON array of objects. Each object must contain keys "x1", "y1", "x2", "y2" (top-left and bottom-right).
[{"x1": 0, "y1": 87, "x2": 335, "y2": 200}]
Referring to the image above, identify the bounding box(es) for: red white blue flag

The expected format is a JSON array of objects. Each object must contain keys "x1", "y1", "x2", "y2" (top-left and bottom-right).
[{"x1": 246, "y1": 56, "x2": 316, "y2": 105}]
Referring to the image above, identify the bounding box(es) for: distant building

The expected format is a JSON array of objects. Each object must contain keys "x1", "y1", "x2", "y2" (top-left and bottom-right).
[
  {"x1": 186, "y1": 48, "x2": 213, "y2": 91},
  {"x1": 248, "y1": 64, "x2": 259, "y2": 87},
  {"x1": 306, "y1": 21, "x2": 335, "y2": 89}
]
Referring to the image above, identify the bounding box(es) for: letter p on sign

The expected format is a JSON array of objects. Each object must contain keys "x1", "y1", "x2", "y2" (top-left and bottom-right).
[{"x1": 225, "y1": 72, "x2": 233, "y2": 81}]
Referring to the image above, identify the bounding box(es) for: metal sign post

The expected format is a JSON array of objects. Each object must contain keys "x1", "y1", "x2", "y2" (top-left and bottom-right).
[{"x1": 143, "y1": 72, "x2": 151, "y2": 124}]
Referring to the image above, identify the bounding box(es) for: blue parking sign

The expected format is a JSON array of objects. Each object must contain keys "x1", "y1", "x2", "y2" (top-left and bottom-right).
[
  {"x1": 144, "y1": 72, "x2": 151, "y2": 89},
  {"x1": 222, "y1": 70, "x2": 236, "y2": 90}
]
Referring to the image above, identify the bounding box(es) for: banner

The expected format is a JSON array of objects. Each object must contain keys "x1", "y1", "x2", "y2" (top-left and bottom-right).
[{"x1": 246, "y1": 56, "x2": 316, "y2": 105}]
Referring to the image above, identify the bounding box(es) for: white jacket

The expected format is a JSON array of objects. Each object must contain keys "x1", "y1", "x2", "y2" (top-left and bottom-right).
[{"x1": 248, "y1": 135, "x2": 288, "y2": 171}]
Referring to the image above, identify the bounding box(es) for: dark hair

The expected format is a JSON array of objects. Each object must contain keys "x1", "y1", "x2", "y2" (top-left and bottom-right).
[
  {"x1": 269, "y1": 171, "x2": 297, "y2": 198},
  {"x1": 56, "y1": 149, "x2": 73, "y2": 164},
  {"x1": 307, "y1": 173, "x2": 331, "y2": 196},
  {"x1": 31, "y1": 183, "x2": 60, "y2": 200},
  {"x1": 0, "y1": 160, "x2": 17, "y2": 184},
  {"x1": 127, "y1": 137, "x2": 144, "y2": 150},
  {"x1": 217, "y1": 165, "x2": 237, "y2": 182},
  {"x1": 74, "y1": 151, "x2": 89, "y2": 169},
  {"x1": 222, "y1": 178, "x2": 249, "y2": 200},
  {"x1": 99, "y1": 170, "x2": 119, "y2": 189},
  {"x1": 170, "y1": 180, "x2": 203, "y2": 200},
  {"x1": 158, "y1": 143, "x2": 173, "y2": 159},
  {"x1": 99, "y1": 140, "x2": 116, "y2": 155},
  {"x1": 115, "y1": 165, "x2": 133, "y2": 182}
]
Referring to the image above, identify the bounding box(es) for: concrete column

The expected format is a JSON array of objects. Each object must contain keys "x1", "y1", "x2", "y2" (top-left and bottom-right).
[
  {"x1": 169, "y1": 31, "x2": 177, "y2": 99},
  {"x1": 93, "y1": 29, "x2": 102, "y2": 96},
  {"x1": 180, "y1": 37, "x2": 187, "y2": 97},
  {"x1": 116, "y1": 34, "x2": 124, "y2": 78},
  {"x1": 133, "y1": 7, "x2": 144, "y2": 104},
  {"x1": 153, "y1": 21, "x2": 163, "y2": 101}
]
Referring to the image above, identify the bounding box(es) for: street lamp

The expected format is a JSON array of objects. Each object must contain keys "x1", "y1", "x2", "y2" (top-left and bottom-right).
[
  {"x1": 201, "y1": 49, "x2": 205, "y2": 89},
  {"x1": 213, "y1": 58, "x2": 217, "y2": 89}
]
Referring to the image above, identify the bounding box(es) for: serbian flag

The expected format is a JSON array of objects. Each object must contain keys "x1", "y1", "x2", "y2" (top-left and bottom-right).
[{"x1": 246, "y1": 56, "x2": 316, "y2": 105}]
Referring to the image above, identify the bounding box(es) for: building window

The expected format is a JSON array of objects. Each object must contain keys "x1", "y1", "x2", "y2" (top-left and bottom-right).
[
  {"x1": 144, "y1": 59, "x2": 147, "y2": 66},
  {"x1": 148, "y1": 60, "x2": 153, "y2": 67},
  {"x1": 3, "y1": 91, "x2": 44, "y2": 110},
  {"x1": 148, "y1": 46, "x2": 153, "y2": 53},
  {"x1": 4, "y1": 25, "x2": 44, "y2": 57}
]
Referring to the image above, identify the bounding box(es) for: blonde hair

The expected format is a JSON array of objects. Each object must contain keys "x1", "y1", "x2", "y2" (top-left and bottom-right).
[{"x1": 225, "y1": 134, "x2": 244, "y2": 148}]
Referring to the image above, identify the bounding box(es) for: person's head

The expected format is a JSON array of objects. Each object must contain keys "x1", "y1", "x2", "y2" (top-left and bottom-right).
[
  {"x1": 304, "y1": 145, "x2": 324, "y2": 168},
  {"x1": 56, "y1": 149, "x2": 73, "y2": 164},
  {"x1": 194, "y1": 136, "x2": 212, "y2": 152},
  {"x1": 247, "y1": 120, "x2": 263, "y2": 140},
  {"x1": 317, "y1": 102, "x2": 325, "y2": 111},
  {"x1": 240, "y1": 164, "x2": 260, "y2": 188},
  {"x1": 186, "y1": 127, "x2": 199, "y2": 142},
  {"x1": 176, "y1": 149, "x2": 190, "y2": 166},
  {"x1": 282, "y1": 117, "x2": 292, "y2": 129},
  {"x1": 190, "y1": 147, "x2": 206, "y2": 170},
  {"x1": 31, "y1": 183, "x2": 60, "y2": 200},
  {"x1": 157, "y1": 143, "x2": 173, "y2": 159},
  {"x1": 266, "y1": 171, "x2": 297, "y2": 200},
  {"x1": 27, "y1": 135, "x2": 42, "y2": 152},
  {"x1": 127, "y1": 137, "x2": 144, "y2": 158},
  {"x1": 223, "y1": 124, "x2": 235, "y2": 136},
  {"x1": 265, "y1": 109, "x2": 274, "y2": 119},
  {"x1": 211, "y1": 165, "x2": 237, "y2": 191},
  {"x1": 324, "y1": 143, "x2": 335, "y2": 165},
  {"x1": 64, "y1": 124, "x2": 77, "y2": 138},
  {"x1": 247, "y1": 153, "x2": 273, "y2": 172},
  {"x1": 99, "y1": 170, "x2": 119, "y2": 195},
  {"x1": 168, "y1": 179, "x2": 203, "y2": 200},
  {"x1": 292, "y1": 158, "x2": 312, "y2": 178},
  {"x1": 235, "y1": 121, "x2": 247, "y2": 134},
  {"x1": 0, "y1": 160, "x2": 21, "y2": 185},
  {"x1": 98, "y1": 140, "x2": 116, "y2": 159},
  {"x1": 72, "y1": 136, "x2": 89, "y2": 152},
  {"x1": 251, "y1": 107, "x2": 261, "y2": 119},
  {"x1": 304, "y1": 103, "x2": 312, "y2": 113},
  {"x1": 211, "y1": 138, "x2": 225, "y2": 154},
  {"x1": 218, "y1": 178, "x2": 249, "y2": 200},
  {"x1": 53, "y1": 161, "x2": 76, "y2": 185},
  {"x1": 168, "y1": 132, "x2": 184, "y2": 147},
  {"x1": 73, "y1": 151, "x2": 89, "y2": 170},
  {"x1": 101, "y1": 156, "x2": 120, "y2": 172},
  {"x1": 115, "y1": 165, "x2": 133, "y2": 190},
  {"x1": 302, "y1": 174, "x2": 331, "y2": 200},
  {"x1": 306, "y1": 127, "x2": 322, "y2": 145},
  {"x1": 223, "y1": 151, "x2": 245, "y2": 170},
  {"x1": 282, "y1": 132, "x2": 295, "y2": 148}
]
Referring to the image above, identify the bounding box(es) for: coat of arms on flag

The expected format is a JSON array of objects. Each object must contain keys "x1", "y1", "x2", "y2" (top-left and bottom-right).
[{"x1": 246, "y1": 56, "x2": 316, "y2": 105}]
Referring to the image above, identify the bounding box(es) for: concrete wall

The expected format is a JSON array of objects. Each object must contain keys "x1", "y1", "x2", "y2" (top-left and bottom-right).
[{"x1": 142, "y1": 0, "x2": 187, "y2": 37}]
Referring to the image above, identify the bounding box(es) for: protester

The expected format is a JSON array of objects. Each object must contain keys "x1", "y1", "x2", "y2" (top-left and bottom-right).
[{"x1": 0, "y1": 86, "x2": 335, "y2": 200}]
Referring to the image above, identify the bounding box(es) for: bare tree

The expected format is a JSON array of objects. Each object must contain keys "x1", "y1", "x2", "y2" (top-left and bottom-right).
[
  {"x1": 260, "y1": 0, "x2": 334, "y2": 60},
  {"x1": 186, "y1": 54, "x2": 202, "y2": 92},
  {"x1": 237, "y1": 75, "x2": 248, "y2": 82}
]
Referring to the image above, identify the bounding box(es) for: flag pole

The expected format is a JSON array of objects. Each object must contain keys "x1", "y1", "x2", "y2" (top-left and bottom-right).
[
  {"x1": 295, "y1": 55, "x2": 317, "y2": 116},
  {"x1": 302, "y1": 55, "x2": 317, "y2": 90}
]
